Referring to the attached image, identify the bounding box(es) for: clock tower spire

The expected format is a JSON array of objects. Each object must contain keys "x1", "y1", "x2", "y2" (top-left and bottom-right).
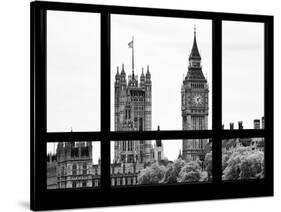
[{"x1": 181, "y1": 27, "x2": 209, "y2": 161}]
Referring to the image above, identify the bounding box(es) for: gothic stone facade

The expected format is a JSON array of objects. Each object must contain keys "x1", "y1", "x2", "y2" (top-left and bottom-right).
[
  {"x1": 182, "y1": 30, "x2": 209, "y2": 161},
  {"x1": 47, "y1": 142, "x2": 101, "y2": 189},
  {"x1": 114, "y1": 65, "x2": 153, "y2": 164},
  {"x1": 47, "y1": 140, "x2": 164, "y2": 189}
]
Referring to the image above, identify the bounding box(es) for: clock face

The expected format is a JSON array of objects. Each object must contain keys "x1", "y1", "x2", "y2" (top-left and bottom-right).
[{"x1": 193, "y1": 94, "x2": 203, "y2": 106}]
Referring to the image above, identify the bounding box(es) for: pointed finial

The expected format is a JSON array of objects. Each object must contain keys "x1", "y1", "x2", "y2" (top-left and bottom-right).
[
  {"x1": 177, "y1": 149, "x2": 182, "y2": 159},
  {"x1": 194, "y1": 24, "x2": 196, "y2": 37},
  {"x1": 122, "y1": 63, "x2": 124, "y2": 70},
  {"x1": 147, "y1": 65, "x2": 149, "y2": 71},
  {"x1": 70, "y1": 127, "x2": 73, "y2": 132},
  {"x1": 117, "y1": 66, "x2": 119, "y2": 73}
]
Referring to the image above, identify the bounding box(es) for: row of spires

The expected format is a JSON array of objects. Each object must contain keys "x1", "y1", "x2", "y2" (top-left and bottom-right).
[{"x1": 115, "y1": 64, "x2": 151, "y2": 81}]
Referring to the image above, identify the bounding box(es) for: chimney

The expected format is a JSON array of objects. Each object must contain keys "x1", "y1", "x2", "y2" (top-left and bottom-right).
[
  {"x1": 238, "y1": 121, "x2": 243, "y2": 130},
  {"x1": 254, "y1": 119, "x2": 260, "y2": 129}
]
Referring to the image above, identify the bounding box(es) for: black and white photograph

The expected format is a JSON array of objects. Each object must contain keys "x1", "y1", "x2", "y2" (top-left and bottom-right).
[
  {"x1": 1, "y1": 0, "x2": 277, "y2": 211},
  {"x1": 110, "y1": 14, "x2": 212, "y2": 186},
  {"x1": 44, "y1": 12, "x2": 266, "y2": 190},
  {"x1": 47, "y1": 142, "x2": 101, "y2": 189}
]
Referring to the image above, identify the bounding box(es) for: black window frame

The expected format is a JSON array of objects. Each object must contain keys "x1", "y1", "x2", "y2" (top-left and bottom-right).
[{"x1": 31, "y1": 1, "x2": 273, "y2": 211}]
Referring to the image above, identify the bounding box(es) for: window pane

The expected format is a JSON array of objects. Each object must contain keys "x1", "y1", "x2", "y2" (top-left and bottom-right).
[
  {"x1": 222, "y1": 21, "x2": 264, "y2": 129},
  {"x1": 47, "y1": 11, "x2": 100, "y2": 132},
  {"x1": 111, "y1": 15, "x2": 212, "y2": 131},
  {"x1": 47, "y1": 141, "x2": 101, "y2": 189},
  {"x1": 222, "y1": 137, "x2": 264, "y2": 181},
  {"x1": 110, "y1": 139, "x2": 212, "y2": 186}
]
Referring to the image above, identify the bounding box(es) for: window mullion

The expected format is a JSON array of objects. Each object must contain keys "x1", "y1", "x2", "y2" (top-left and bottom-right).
[
  {"x1": 212, "y1": 19, "x2": 222, "y2": 183},
  {"x1": 100, "y1": 11, "x2": 111, "y2": 190}
]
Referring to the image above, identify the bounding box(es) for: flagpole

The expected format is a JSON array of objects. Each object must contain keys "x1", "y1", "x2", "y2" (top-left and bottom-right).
[{"x1": 132, "y1": 36, "x2": 134, "y2": 75}]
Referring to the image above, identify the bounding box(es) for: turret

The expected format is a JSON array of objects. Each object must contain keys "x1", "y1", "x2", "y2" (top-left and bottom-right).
[
  {"x1": 140, "y1": 67, "x2": 145, "y2": 88},
  {"x1": 120, "y1": 64, "x2": 126, "y2": 87},
  {"x1": 145, "y1": 65, "x2": 151, "y2": 92},
  {"x1": 177, "y1": 149, "x2": 183, "y2": 160},
  {"x1": 115, "y1": 66, "x2": 120, "y2": 86},
  {"x1": 145, "y1": 65, "x2": 151, "y2": 82},
  {"x1": 143, "y1": 64, "x2": 152, "y2": 163}
]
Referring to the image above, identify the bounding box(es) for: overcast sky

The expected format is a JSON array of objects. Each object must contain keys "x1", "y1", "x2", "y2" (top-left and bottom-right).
[
  {"x1": 222, "y1": 21, "x2": 264, "y2": 129},
  {"x1": 47, "y1": 11, "x2": 100, "y2": 132},
  {"x1": 46, "y1": 12, "x2": 264, "y2": 162},
  {"x1": 110, "y1": 14, "x2": 213, "y2": 131}
]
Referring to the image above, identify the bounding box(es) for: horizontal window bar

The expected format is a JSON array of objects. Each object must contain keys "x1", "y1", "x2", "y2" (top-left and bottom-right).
[
  {"x1": 44, "y1": 129, "x2": 265, "y2": 142},
  {"x1": 33, "y1": 2, "x2": 271, "y2": 23},
  {"x1": 219, "y1": 130, "x2": 266, "y2": 139}
]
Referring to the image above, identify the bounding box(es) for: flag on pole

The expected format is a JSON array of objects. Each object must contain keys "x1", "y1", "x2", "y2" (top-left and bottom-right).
[{"x1": 128, "y1": 40, "x2": 133, "y2": 48}]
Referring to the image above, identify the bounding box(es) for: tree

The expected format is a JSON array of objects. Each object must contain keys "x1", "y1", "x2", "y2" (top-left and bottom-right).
[
  {"x1": 204, "y1": 152, "x2": 212, "y2": 181},
  {"x1": 137, "y1": 163, "x2": 166, "y2": 185},
  {"x1": 158, "y1": 158, "x2": 171, "y2": 167},
  {"x1": 222, "y1": 146, "x2": 264, "y2": 181},
  {"x1": 222, "y1": 149, "x2": 233, "y2": 171},
  {"x1": 177, "y1": 160, "x2": 203, "y2": 183},
  {"x1": 222, "y1": 147, "x2": 250, "y2": 180},
  {"x1": 240, "y1": 151, "x2": 264, "y2": 179},
  {"x1": 160, "y1": 158, "x2": 186, "y2": 184}
]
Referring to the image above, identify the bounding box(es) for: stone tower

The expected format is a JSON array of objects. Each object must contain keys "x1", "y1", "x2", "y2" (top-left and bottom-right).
[
  {"x1": 114, "y1": 64, "x2": 152, "y2": 164},
  {"x1": 181, "y1": 27, "x2": 209, "y2": 161},
  {"x1": 56, "y1": 142, "x2": 93, "y2": 188}
]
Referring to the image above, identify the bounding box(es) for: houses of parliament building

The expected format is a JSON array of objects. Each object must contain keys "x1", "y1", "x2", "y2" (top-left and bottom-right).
[{"x1": 47, "y1": 29, "x2": 209, "y2": 189}]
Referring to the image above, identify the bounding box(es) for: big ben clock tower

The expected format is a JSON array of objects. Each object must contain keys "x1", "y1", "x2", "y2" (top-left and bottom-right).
[{"x1": 181, "y1": 27, "x2": 209, "y2": 161}]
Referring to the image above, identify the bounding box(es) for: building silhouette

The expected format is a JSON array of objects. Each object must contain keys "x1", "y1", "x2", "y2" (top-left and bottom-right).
[{"x1": 181, "y1": 27, "x2": 209, "y2": 161}]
